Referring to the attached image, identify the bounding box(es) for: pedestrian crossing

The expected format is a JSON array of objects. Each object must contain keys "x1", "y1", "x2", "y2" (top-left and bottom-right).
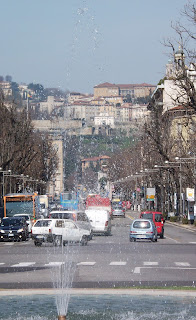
[{"x1": 0, "y1": 261, "x2": 193, "y2": 268}]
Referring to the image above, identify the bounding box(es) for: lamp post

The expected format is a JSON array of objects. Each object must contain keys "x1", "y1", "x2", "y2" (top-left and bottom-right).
[
  {"x1": 0, "y1": 168, "x2": 12, "y2": 199},
  {"x1": 175, "y1": 156, "x2": 196, "y2": 217}
]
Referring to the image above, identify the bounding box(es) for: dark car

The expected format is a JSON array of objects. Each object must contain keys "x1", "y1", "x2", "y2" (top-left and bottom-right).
[{"x1": 0, "y1": 217, "x2": 29, "y2": 242}]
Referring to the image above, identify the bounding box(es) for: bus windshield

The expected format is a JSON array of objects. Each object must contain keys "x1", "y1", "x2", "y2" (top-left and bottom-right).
[
  {"x1": 6, "y1": 201, "x2": 33, "y2": 217},
  {"x1": 4, "y1": 193, "x2": 38, "y2": 219}
]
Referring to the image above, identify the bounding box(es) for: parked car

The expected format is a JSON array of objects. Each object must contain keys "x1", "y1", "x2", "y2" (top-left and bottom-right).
[
  {"x1": 31, "y1": 218, "x2": 90, "y2": 246},
  {"x1": 49, "y1": 210, "x2": 93, "y2": 240},
  {"x1": 14, "y1": 214, "x2": 33, "y2": 233},
  {"x1": 0, "y1": 217, "x2": 29, "y2": 242},
  {"x1": 130, "y1": 219, "x2": 157, "y2": 242},
  {"x1": 112, "y1": 204, "x2": 125, "y2": 218},
  {"x1": 85, "y1": 209, "x2": 112, "y2": 236},
  {"x1": 140, "y1": 211, "x2": 165, "y2": 238}
]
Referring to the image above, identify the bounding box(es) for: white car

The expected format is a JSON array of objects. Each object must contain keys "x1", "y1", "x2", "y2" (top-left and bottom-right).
[
  {"x1": 31, "y1": 218, "x2": 90, "y2": 246},
  {"x1": 53, "y1": 219, "x2": 90, "y2": 246},
  {"x1": 49, "y1": 210, "x2": 93, "y2": 240},
  {"x1": 85, "y1": 209, "x2": 112, "y2": 236},
  {"x1": 14, "y1": 214, "x2": 33, "y2": 233}
]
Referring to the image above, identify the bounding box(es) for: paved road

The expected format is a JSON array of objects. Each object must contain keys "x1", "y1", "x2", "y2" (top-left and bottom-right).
[{"x1": 0, "y1": 214, "x2": 195, "y2": 289}]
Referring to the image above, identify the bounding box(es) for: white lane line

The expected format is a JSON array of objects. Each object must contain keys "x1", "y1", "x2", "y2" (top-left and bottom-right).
[
  {"x1": 0, "y1": 263, "x2": 5, "y2": 265},
  {"x1": 175, "y1": 262, "x2": 190, "y2": 267},
  {"x1": 143, "y1": 262, "x2": 158, "y2": 266},
  {"x1": 45, "y1": 262, "x2": 64, "y2": 266},
  {"x1": 164, "y1": 236, "x2": 180, "y2": 243},
  {"x1": 133, "y1": 267, "x2": 141, "y2": 273},
  {"x1": 77, "y1": 262, "x2": 96, "y2": 266},
  {"x1": 134, "y1": 266, "x2": 196, "y2": 274},
  {"x1": 11, "y1": 262, "x2": 36, "y2": 267},
  {"x1": 4, "y1": 243, "x2": 14, "y2": 246},
  {"x1": 189, "y1": 242, "x2": 196, "y2": 244},
  {"x1": 109, "y1": 261, "x2": 127, "y2": 266}
]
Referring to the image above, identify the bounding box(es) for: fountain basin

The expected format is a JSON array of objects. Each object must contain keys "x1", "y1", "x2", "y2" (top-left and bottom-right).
[{"x1": 0, "y1": 289, "x2": 195, "y2": 319}]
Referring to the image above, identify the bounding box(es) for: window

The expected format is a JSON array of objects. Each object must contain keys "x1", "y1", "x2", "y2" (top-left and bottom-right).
[
  {"x1": 133, "y1": 221, "x2": 151, "y2": 229},
  {"x1": 141, "y1": 213, "x2": 153, "y2": 220},
  {"x1": 34, "y1": 220, "x2": 52, "y2": 227},
  {"x1": 55, "y1": 220, "x2": 65, "y2": 228},
  {"x1": 64, "y1": 221, "x2": 77, "y2": 229}
]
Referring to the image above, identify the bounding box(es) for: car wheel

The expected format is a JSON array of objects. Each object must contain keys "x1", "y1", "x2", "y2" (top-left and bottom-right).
[
  {"x1": 34, "y1": 240, "x2": 42, "y2": 246},
  {"x1": 81, "y1": 235, "x2": 88, "y2": 246},
  {"x1": 160, "y1": 230, "x2": 164, "y2": 239},
  {"x1": 152, "y1": 235, "x2": 157, "y2": 242},
  {"x1": 130, "y1": 238, "x2": 134, "y2": 242},
  {"x1": 54, "y1": 236, "x2": 62, "y2": 246}
]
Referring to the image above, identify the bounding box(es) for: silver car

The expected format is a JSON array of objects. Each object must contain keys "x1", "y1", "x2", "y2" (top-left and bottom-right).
[
  {"x1": 129, "y1": 219, "x2": 157, "y2": 242},
  {"x1": 112, "y1": 205, "x2": 125, "y2": 218}
]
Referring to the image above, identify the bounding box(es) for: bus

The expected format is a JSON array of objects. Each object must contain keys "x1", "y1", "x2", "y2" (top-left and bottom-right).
[
  {"x1": 3, "y1": 193, "x2": 40, "y2": 220},
  {"x1": 60, "y1": 191, "x2": 80, "y2": 210}
]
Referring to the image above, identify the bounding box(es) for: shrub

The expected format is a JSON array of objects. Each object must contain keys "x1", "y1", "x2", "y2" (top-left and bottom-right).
[
  {"x1": 182, "y1": 217, "x2": 188, "y2": 224},
  {"x1": 170, "y1": 216, "x2": 178, "y2": 222}
]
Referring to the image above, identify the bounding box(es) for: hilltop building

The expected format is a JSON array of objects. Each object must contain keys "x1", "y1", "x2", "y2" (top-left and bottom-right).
[{"x1": 93, "y1": 82, "x2": 156, "y2": 100}]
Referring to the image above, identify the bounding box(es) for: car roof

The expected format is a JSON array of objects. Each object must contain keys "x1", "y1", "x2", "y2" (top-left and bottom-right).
[
  {"x1": 133, "y1": 218, "x2": 153, "y2": 223},
  {"x1": 141, "y1": 211, "x2": 162, "y2": 214},
  {"x1": 14, "y1": 214, "x2": 30, "y2": 216},
  {"x1": 3, "y1": 216, "x2": 24, "y2": 219}
]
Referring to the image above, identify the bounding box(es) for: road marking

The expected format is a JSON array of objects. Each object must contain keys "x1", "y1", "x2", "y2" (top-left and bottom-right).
[
  {"x1": 133, "y1": 267, "x2": 141, "y2": 273},
  {"x1": 4, "y1": 243, "x2": 14, "y2": 246},
  {"x1": 45, "y1": 262, "x2": 64, "y2": 266},
  {"x1": 0, "y1": 263, "x2": 5, "y2": 265},
  {"x1": 164, "y1": 236, "x2": 179, "y2": 243},
  {"x1": 175, "y1": 262, "x2": 190, "y2": 267},
  {"x1": 109, "y1": 261, "x2": 127, "y2": 266},
  {"x1": 77, "y1": 262, "x2": 96, "y2": 266},
  {"x1": 134, "y1": 266, "x2": 196, "y2": 274},
  {"x1": 11, "y1": 262, "x2": 36, "y2": 267},
  {"x1": 189, "y1": 242, "x2": 196, "y2": 244},
  {"x1": 143, "y1": 262, "x2": 158, "y2": 266}
]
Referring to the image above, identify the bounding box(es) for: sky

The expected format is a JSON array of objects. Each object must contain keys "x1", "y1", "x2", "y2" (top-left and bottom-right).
[{"x1": 0, "y1": 0, "x2": 190, "y2": 94}]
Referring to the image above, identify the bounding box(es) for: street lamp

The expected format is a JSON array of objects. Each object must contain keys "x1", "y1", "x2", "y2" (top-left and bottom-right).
[{"x1": 0, "y1": 169, "x2": 12, "y2": 199}]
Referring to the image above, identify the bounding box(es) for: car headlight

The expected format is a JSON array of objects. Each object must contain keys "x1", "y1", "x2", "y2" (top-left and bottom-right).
[
  {"x1": 0, "y1": 229, "x2": 5, "y2": 233},
  {"x1": 17, "y1": 228, "x2": 24, "y2": 233}
]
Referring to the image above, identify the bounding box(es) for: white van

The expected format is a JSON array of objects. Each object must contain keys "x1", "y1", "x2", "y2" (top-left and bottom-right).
[{"x1": 85, "y1": 209, "x2": 112, "y2": 236}]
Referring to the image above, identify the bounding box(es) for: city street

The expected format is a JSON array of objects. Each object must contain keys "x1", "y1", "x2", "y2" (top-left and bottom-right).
[{"x1": 0, "y1": 213, "x2": 195, "y2": 289}]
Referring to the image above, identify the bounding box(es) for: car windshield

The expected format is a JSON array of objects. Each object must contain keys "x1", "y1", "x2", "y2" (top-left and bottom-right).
[
  {"x1": 133, "y1": 221, "x2": 151, "y2": 229},
  {"x1": 77, "y1": 213, "x2": 89, "y2": 221},
  {"x1": 15, "y1": 215, "x2": 29, "y2": 221},
  {"x1": 50, "y1": 212, "x2": 72, "y2": 219},
  {"x1": 141, "y1": 213, "x2": 153, "y2": 220},
  {"x1": 34, "y1": 220, "x2": 52, "y2": 227},
  {"x1": 1, "y1": 219, "x2": 22, "y2": 227}
]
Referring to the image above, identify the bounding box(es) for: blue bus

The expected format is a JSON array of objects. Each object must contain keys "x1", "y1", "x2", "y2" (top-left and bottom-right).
[{"x1": 60, "y1": 191, "x2": 79, "y2": 210}]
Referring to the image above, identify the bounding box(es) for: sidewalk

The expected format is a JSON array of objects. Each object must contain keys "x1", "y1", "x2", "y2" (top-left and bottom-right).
[{"x1": 126, "y1": 210, "x2": 196, "y2": 232}]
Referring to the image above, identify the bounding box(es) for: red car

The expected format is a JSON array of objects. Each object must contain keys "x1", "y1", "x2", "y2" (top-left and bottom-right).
[{"x1": 140, "y1": 211, "x2": 165, "y2": 238}]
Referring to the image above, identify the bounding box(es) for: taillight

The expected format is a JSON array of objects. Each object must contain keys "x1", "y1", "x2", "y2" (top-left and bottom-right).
[
  {"x1": 105, "y1": 221, "x2": 108, "y2": 226},
  {"x1": 49, "y1": 229, "x2": 52, "y2": 233},
  {"x1": 146, "y1": 231, "x2": 153, "y2": 234},
  {"x1": 130, "y1": 231, "x2": 137, "y2": 233}
]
